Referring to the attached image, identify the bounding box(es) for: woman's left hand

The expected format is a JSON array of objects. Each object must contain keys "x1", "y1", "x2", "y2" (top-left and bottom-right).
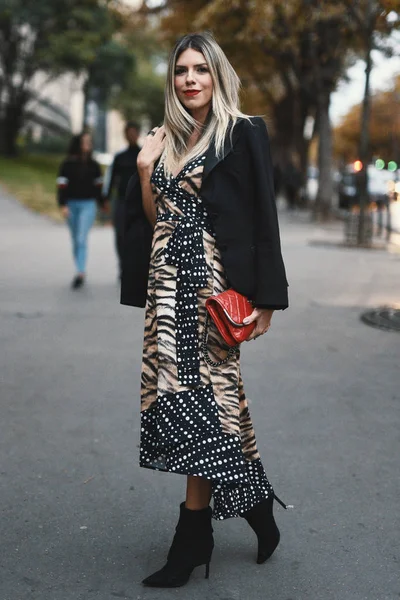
[{"x1": 243, "y1": 308, "x2": 274, "y2": 341}]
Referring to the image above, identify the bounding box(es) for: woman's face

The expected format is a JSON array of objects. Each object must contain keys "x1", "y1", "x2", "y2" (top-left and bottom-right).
[
  {"x1": 81, "y1": 133, "x2": 92, "y2": 154},
  {"x1": 174, "y1": 48, "x2": 213, "y2": 116}
]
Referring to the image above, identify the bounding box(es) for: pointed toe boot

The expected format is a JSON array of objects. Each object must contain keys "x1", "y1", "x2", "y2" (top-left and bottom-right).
[
  {"x1": 243, "y1": 493, "x2": 290, "y2": 564},
  {"x1": 142, "y1": 502, "x2": 214, "y2": 588}
]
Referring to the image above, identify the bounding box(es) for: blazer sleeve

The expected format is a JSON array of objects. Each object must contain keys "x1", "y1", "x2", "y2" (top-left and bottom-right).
[
  {"x1": 120, "y1": 172, "x2": 153, "y2": 308},
  {"x1": 245, "y1": 117, "x2": 289, "y2": 310}
]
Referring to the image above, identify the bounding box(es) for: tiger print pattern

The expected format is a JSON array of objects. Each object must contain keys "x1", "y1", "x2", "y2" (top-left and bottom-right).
[{"x1": 140, "y1": 156, "x2": 273, "y2": 520}]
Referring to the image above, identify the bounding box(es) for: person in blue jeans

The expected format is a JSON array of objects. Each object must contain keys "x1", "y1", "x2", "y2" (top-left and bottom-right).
[{"x1": 57, "y1": 132, "x2": 104, "y2": 289}]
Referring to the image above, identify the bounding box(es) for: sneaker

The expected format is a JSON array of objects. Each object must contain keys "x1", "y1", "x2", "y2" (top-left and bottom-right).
[{"x1": 71, "y1": 275, "x2": 84, "y2": 289}]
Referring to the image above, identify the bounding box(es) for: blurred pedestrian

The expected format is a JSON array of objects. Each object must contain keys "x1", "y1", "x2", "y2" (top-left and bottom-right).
[
  {"x1": 57, "y1": 132, "x2": 103, "y2": 289},
  {"x1": 121, "y1": 32, "x2": 289, "y2": 588},
  {"x1": 103, "y1": 121, "x2": 141, "y2": 278}
]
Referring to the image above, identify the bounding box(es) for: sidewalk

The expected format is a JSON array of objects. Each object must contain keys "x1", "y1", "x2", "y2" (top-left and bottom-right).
[
  {"x1": 1, "y1": 186, "x2": 399, "y2": 600},
  {"x1": 309, "y1": 213, "x2": 400, "y2": 252}
]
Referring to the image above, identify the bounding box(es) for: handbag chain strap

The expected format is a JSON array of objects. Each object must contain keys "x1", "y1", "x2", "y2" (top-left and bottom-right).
[{"x1": 201, "y1": 313, "x2": 239, "y2": 367}]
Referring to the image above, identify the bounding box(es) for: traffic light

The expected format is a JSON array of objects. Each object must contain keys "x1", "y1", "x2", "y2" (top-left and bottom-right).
[{"x1": 354, "y1": 160, "x2": 363, "y2": 172}]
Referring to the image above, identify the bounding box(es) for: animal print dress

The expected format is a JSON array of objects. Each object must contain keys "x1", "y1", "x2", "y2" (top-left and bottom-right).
[{"x1": 140, "y1": 154, "x2": 274, "y2": 520}]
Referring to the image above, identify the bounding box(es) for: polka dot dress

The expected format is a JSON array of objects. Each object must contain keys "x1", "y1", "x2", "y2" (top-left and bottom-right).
[{"x1": 140, "y1": 156, "x2": 274, "y2": 520}]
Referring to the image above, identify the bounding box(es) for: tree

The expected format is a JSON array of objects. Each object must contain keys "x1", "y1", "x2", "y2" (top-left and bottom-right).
[
  {"x1": 111, "y1": 13, "x2": 167, "y2": 127},
  {"x1": 0, "y1": 0, "x2": 121, "y2": 156},
  {"x1": 334, "y1": 75, "x2": 400, "y2": 163},
  {"x1": 341, "y1": 0, "x2": 399, "y2": 244},
  {"x1": 83, "y1": 39, "x2": 135, "y2": 151},
  {"x1": 112, "y1": 64, "x2": 166, "y2": 127}
]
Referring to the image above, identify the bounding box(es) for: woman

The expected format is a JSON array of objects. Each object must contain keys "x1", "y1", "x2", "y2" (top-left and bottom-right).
[
  {"x1": 57, "y1": 132, "x2": 103, "y2": 289},
  {"x1": 121, "y1": 32, "x2": 289, "y2": 588}
]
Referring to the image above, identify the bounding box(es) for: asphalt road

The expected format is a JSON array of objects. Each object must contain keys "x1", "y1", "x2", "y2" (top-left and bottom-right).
[{"x1": 1, "y1": 187, "x2": 399, "y2": 600}]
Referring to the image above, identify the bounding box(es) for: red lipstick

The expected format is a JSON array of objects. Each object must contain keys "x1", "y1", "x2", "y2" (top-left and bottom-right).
[{"x1": 184, "y1": 90, "x2": 200, "y2": 97}]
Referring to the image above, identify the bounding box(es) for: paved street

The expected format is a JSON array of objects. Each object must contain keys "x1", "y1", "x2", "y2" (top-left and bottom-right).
[{"x1": 0, "y1": 186, "x2": 399, "y2": 600}]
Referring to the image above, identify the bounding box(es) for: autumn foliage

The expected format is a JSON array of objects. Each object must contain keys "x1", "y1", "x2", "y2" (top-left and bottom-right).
[{"x1": 334, "y1": 75, "x2": 400, "y2": 164}]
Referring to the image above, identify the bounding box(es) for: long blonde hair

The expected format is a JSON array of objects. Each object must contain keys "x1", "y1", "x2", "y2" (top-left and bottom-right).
[{"x1": 163, "y1": 32, "x2": 250, "y2": 174}]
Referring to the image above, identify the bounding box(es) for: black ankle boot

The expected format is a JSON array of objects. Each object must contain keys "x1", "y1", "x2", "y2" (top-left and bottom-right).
[
  {"x1": 243, "y1": 494, "x2": 288, "y2": 564},
  {"x1": 142, "y1": 502, "x2": 214, "y2": 588}
]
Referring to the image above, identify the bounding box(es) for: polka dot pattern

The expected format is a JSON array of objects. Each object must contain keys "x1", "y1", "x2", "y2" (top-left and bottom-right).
[
  {"x1": 212, "y1": 459, "x2": 273, "y2": 520},
  {"x1": 152, "y1": 155, "x2": 213, "y2": 388},
  {"x1": 140, "y1": 384, "x2": 273, "y2": 520}
]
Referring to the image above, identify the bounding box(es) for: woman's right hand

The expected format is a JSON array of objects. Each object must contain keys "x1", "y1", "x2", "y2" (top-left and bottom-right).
[
  {"x1": 61, "y1": 206, "x2": 69, "y2": 219},
  {"x1": 137, "y1": 126, "x2": 166, "y2": 171}
]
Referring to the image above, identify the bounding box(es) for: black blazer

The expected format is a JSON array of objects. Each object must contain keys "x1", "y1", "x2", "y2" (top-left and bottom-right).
[{"x1": 120, "y1": 117, "x2": 288, "y2": 310}]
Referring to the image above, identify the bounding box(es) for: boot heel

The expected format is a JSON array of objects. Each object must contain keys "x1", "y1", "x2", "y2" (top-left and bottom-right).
[
  {"x1": 205, "y1": 562, "x2": 210, "y2": 579},
  {"x1": 273, "y1": 493, "x2": 294, "y2": 510},
  {"x1": 142, "y1": 503, "x2": 214, "y2": 588}
]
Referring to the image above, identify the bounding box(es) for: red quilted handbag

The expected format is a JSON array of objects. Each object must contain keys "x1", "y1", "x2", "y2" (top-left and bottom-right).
[{"x1": 205, "y1": 289, "x2": 255, "y2": 347}]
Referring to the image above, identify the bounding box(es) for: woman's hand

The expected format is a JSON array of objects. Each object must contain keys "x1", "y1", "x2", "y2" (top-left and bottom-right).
[
  {"x1": 61, "y1": 206, "x2": 69, "y2": 219},
  {"x1": 243, "y1": 308, "x2": 274, "y2": 341},
  {"x1": 137, "y1": 126, "x2": 166, "y2": 171}
]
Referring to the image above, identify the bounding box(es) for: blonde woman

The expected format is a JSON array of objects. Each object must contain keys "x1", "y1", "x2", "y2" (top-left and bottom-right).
[{"x1": 121, "y1": 32, "x2": 289, "y2": 588}]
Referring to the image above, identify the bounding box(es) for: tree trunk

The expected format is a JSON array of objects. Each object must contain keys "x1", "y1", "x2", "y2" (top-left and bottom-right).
[
  {"x1": 0, "y1": 98, "x2": 25, "y2": 157},
  {"x1": 271, "y1": 89, "x2": 312, "y2": 207},
  {"x1": 314, "y1": 90, "x2": 333, "y2": 221},
  {"x1": 295, "y1": 92, "x2": 313, "y2": 207},
  {"x1": 357, "y1": 20, "x2": 373, "y2": 245},
  {"x1": 298, "y1": 135, "x2": 311, "y2": 207},
  {"x1": 83, "y1": 80, "x2": 90, "y2": 128}
]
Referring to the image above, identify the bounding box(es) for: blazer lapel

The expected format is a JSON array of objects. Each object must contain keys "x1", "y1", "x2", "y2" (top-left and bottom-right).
[{"x1": 202, "y1": 119, "x2": 242, "y2": 185}]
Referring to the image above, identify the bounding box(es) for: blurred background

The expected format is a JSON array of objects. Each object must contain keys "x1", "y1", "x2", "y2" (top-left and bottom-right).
[
  {"x1": 1, "y1": 5, "x2": 400, "y2": 598},
  {"x1": 0, "y1": 0, "x2": 399, "y2": 237}
]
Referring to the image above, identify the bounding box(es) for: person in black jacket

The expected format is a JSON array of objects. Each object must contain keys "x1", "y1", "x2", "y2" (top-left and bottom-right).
[
  {"x1": 103, "y1": 121, "x2": 141, "y2": 278},
  {"x1": 121, "y1": 32, "x2": 289, "y2": 588},
  {"x1": 57, "y1": 132, "x2": 103, "y2": 289}
]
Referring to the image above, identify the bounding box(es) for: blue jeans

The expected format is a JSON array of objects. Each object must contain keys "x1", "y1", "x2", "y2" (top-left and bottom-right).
[{"x1": 67, "y1": 200, "x2": 97, "y2": 274}]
